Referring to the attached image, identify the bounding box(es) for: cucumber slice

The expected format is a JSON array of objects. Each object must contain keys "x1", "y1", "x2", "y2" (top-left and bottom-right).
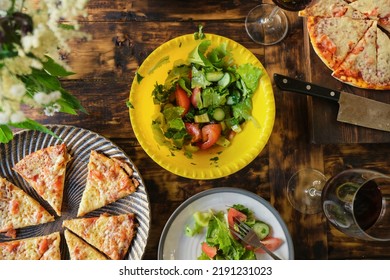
[
  {"x1": 212, "y1": 107, "x2": 225, "y2": 121},
  {"x1": 206, "y1": 71, "x2": 224, "y2": 82},
  {"x1": 252, "y1": 221, "x2": 270, "y2": 240},
  {"x1": 218, "y1": 72, "x2": 231, "y2": 88}
]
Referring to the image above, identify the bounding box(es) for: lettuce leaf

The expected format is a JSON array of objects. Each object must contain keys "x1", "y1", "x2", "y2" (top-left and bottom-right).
[{"x1": 236, "y1": 63, "x2": 262, "y2": 94}]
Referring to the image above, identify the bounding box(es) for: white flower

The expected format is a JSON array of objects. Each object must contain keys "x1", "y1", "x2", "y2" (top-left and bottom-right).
[
  {"x1": 0, "y1": 0, "x2": 11, "y2": 12},
  {"x1": 21, "y1": 23, "x2": 46, "y2": 53},
  {"x1": 44, "y1": 106, "x2": 55, "y2": 116},
  {"x1": 0, "y1": 112, "x2": 10, "y2": 125},
  {"x1": 10, "y1": 111, "x2": 26, "y2": 123},
  {"x1": 33, "y1": 91, "x2": 51, "y2": 105},
  {"x1": 9, "y1": 84, "x2": 26, "y2": 99},
  {"x1": 49, "y1": 91, "x2": 62, "y2": 102}
]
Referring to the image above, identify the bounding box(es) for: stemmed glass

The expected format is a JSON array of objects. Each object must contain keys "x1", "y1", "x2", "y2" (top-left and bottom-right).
[
  {"x1": 245, "y1": 0, "x2": 314, "y2": 45},
  {"x1": 287, "y1": 168, "x2": 390, "y2": 241}
]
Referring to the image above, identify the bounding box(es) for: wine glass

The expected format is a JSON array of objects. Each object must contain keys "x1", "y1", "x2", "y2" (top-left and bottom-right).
[
  {"x1": 287, "y1": 168, "x2": 390, "y2": 241},
  {"x1": 245, "y1": 0, "x2": 314, "y2": 45}
]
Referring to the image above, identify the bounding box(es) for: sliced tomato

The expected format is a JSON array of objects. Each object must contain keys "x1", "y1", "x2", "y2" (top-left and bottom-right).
[
  {"x1": 201, "y1": 242, "x2": 217, "y2": 259},
  {"x1": 227, "y1": 207, "x2": 247, "y2": 228},
  {"x1": 199, "y1": 123, "x2": 222, "y2": 150},
  {"x1": 175, "y1": 84, "x2": 190, "y2": 116},
  {"x1": 185, "y1": 123, "x2": 202, "y2": 143},
  {"x1": 253, "y1": 237, "x2": 283, "y2": 254},
  {"x1": 190, "y1": 87, "x2": 202, "y2": 108}
]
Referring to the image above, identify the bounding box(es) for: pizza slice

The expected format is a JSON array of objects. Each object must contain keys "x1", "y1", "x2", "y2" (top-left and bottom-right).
[
  {"x1": 376, "y1": 28, "x2": 390, "y2": 89},
  {"x1": 13, "y1": 143, "x2": 71, "y2": 216},
  {"x1": 332, "y1": 22, "x2": 378, "y2": 89},
  {"x1": 77, "y1": 150, "x2": 139, "y2": 217},
  {"x1": 63, "y1": 213, "x2": 136, "y2": 260},
  {"x1": 0, "y1": 232, "x2": 61, "y2": 260},
  {"x1": 349, "y1": 0, "x2": 390, "y2": 32},
  {"x1": 307, "y1": 16, "x2": 373, "y2": 69},
  {"x1": 299, "y1": 0, "x2": 366, "y2": 19},
  {"x1": 64, "y1": 229, "x2": 107, "y2": 260},
  {"x1": 0, "y1": 177, "x2": 54, "y2": 238}
]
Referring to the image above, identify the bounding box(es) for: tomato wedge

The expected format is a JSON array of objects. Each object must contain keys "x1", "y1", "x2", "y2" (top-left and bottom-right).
[
  {"x1": 201, "y1": 242, "x2": 217, "y2": 259},
  {"x1": 227, "y1": 207, "x2": 247, "y2": 228},
  {"x1": 253, "y1": 237, "x2": 283, "y2": 254},
  {"x1": 175, "y1": 84, "x2": 190, "y2": 116},
  {"x1": 199, "y1": 123, "x2": 222, "y2": 150},
  {"x1": 185, "y1": 123, "x2": 202, "y2": 143}
]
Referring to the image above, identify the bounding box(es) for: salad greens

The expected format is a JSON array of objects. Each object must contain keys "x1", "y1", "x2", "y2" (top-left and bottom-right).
[
  {"x1": 151, "y1": 38, "x2": 263, "y2": 154},
  {"x1": 185, "y1": 204, "x2": 275, "y2": 260}
]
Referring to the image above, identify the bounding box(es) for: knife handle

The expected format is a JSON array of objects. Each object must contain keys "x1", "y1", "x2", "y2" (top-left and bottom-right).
[{"x1": 273, "y1": 73, "x2": 340, "y2": 102}]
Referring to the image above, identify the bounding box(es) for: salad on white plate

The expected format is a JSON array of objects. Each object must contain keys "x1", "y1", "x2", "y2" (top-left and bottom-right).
[{"x1": 186, "y1": 204, "x2": 283, "y2": 260}]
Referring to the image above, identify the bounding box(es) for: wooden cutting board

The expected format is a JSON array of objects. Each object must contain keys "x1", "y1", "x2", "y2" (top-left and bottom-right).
[{"x1": 303, "y1": 20, "x2": 390, "y2": 144}]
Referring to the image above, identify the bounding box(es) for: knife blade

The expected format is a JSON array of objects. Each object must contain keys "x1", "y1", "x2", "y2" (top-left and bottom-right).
[{"x1": 273, "y1": 73, "x2": 390, "y2": 132}]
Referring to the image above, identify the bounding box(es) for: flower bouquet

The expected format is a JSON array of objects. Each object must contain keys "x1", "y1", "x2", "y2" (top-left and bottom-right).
[{"x1": 0, "y1": 0, "x2": 89, "y2": 143}]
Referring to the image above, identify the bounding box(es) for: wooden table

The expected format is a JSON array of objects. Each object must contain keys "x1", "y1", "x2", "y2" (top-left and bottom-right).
[{"x1": 25, "y1": 0, "x2": 390, "y2": 259}]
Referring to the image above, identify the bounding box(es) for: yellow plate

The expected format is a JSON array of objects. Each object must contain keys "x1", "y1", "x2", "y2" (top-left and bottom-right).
[{"x1": 129, "y1": 34, "x2": 275, "y2": 179}]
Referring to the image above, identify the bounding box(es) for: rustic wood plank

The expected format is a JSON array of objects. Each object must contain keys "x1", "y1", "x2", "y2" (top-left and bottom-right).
[
  {"x1": 83, "y1": 0, "x2": 256, "y2": 22},
  {"x1": 266, "y1": 11, "x2": 328, "y2": 259}
]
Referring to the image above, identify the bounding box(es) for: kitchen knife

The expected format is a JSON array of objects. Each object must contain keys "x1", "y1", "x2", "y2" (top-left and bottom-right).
[{"x1": 273, "y1": 73, "x2": 390, "y2": 132}]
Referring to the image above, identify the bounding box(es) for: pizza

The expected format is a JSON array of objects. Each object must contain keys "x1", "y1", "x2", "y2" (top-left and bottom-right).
[
  {"x1": 77, "y1": 150, "x2": 139, "y2": 217},
  {"x1": 62, "y1": 213, "x2": 136, "y2": 260},
  {"x1": 13, "y1": 143, "x2": 72, "y2": 216},
  {"x1": 0, "y1": 177, "x2": 54, "y2": 238},
  {"x1": 307, "y1": 16, "x2": 373, "y2": 69},
  {"x1": 64, "y1": 229, "x2": 107, "y2": 260},
  {"x1": 0, "y1": 232, "x2": 61, "y2": 260},
  {"x1": 301, "y1": 0, "x2": 390, "y2": 89}
]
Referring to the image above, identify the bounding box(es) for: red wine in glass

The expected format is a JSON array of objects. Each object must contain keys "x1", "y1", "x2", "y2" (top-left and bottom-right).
[{"x1": 272, "y1": 0, "x2": 314, "y2": 11}]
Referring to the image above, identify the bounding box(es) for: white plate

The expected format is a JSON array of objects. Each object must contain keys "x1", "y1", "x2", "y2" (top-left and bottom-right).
[
  {"x1": 158, "y1": 187, "x2": 294, "y2": 260},
  {"x1": 0, "y1": 125, "x2": 150, "y2": 260}
]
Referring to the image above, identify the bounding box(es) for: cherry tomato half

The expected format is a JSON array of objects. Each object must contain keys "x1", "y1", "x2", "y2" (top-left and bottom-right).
[
  {"x1": 175, "y1": 84, "x2": 190, "y2": 116},
  {"x1": 185, "y1": 123, "x2": 202, "y2": 143}
]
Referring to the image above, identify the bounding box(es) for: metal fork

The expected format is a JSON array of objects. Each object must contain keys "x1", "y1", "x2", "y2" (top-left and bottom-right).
[{"x1": 230, "y1": 217, "x2": 282, "y2": 260}]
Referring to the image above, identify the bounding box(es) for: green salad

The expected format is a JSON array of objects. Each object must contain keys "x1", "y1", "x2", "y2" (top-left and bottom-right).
[
  {"x1": 151, "y1": 39, "x2": 263, "y2": 155},
  {"x1": 185, "y1": 204, "x2": 282, "y2": 260}
]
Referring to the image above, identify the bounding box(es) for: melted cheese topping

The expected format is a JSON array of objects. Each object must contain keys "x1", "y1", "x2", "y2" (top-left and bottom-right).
[
  {"x1": 377, "y1": 28, "x2": 390, "y2": 86},
  {"x1": 308, "y1": 17, "x2": 373, "y2": 69}
]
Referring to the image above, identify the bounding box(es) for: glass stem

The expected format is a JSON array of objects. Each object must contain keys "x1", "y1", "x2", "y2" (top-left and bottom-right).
[
  {"x1": 307, "y1": 187, "x2": 322, "y2": 197},
  {"x1": 268, "y1": 6, "x2": 281, "y2": 20}
]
